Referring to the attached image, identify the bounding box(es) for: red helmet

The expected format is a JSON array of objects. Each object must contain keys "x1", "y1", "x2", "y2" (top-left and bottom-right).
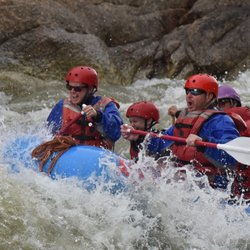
[
  {"x1": 184, "y1": 74, "x2": 218, "y2": 97},
  {"x1": 65, "y1": 66, "x2": 98, "y2": 90},
  {"x1": 126, "y1": 101, "x2": 159, "y2": 123}
]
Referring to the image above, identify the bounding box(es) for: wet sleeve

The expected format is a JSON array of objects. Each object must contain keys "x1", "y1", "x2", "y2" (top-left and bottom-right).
[
  {"x1": 147, "y1": 125, "x2": 174, "y2": 154},
  {"x1": 96, "y1": 101, "x2": 123, "y2": 142},
  {"x1": 46, "y1": 100, "x2": 64, "y2": 135},
  {"x1": 199, "y1": 114, "x2": 240, "y2": 169}
]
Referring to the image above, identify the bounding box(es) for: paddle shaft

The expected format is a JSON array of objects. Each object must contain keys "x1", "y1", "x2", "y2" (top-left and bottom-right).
[
  {"x1": 129, "y1": 129, "x2": 217, "y2": 148},
  {"x1": 129, "y1": 129, "x2": 250, "y2": 165},
  {"x1": 58, "y1": 104, "x2": 88, "y2": 135}
]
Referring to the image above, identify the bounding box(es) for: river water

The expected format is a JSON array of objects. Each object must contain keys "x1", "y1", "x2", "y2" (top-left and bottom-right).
[{"x1": 1, "y1": 70, "x2": 250, "y2": 249}]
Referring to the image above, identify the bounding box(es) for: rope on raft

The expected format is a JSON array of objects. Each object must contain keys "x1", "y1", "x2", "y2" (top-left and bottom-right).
[{"x1": 31, "y1": 135, "x2": 78, "y2": 175}]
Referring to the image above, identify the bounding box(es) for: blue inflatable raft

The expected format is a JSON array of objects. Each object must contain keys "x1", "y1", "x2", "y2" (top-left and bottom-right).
[{"x1": 3, "y1": 135, "x2": 129, "y2": 192}]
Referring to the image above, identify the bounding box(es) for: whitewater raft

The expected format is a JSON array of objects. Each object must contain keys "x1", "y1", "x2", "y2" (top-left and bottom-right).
[{"x1": 3, "y1": 135, "x2": 129, "y2": 192}]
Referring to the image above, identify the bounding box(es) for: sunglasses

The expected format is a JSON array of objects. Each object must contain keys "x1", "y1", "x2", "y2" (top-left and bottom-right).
[
  {"x1": 218, "y1": 98, "x2": 231, "y2": 105},
  {"x1": 66, "y1": 83, "x2": 87, "y2": 92},
  {"x1": 185, "y1": 88, "x2": 206, "y2": 96}
]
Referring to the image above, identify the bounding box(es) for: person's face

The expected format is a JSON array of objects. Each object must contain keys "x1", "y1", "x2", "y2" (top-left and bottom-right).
[
  {"x1": 129, "y1": 116, "x2": 148, "y2": 130},
  {"x1": 185, "y1": 88, "x2": 213, "y2": 111},
  {"x1": 217, "y1": 98, "x2": 234, "y2": 110},
  {"x1": 66, "y1": 82, "x2": 88, "y2": 105}
]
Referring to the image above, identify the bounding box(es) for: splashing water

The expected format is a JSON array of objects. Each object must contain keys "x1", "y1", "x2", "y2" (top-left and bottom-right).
[{"x1": 1, "y1": 71, "x2": 250, "y2": 249}]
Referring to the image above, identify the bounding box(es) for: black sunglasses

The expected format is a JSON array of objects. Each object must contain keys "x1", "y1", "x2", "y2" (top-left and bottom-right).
[
  {"x1": 218, "y1": 98, "x2": 231, "y2": 105},
  {"x1": 66, "y1": 83, "x2": 87, "y2": 92},
  {"x1": 185, "y1": 88, "x2": 206, "y2": 96}
]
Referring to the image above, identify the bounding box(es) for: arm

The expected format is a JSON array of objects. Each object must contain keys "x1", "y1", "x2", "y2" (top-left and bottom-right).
[
  {"x1": 168, "y1": 105, "x2": 181, "y2": 118},
  {"x1": 147, "y1": 125, "x2": 175, "y2": 155},
  {"x1": 199, "y1": 114, "x2": 240, "y2": 169},
  {"x1": 121, "y1": 124, "x2": 140, "y2": 141},
  {"x1": 95, "y1": 101, "x2": 123, "y2": 142}
]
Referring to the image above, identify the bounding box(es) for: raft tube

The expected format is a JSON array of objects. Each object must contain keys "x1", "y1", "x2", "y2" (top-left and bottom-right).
[{"x1": 3, "y1": 135, "x2": 129, "y2": 192}]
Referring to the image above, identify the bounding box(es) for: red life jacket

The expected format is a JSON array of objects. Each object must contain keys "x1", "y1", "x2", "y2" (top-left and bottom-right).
[
  {"x1": 61, "y1": 97, "x2": 114, "y2": 150},
  {"x1": 232, "y1": 164, "x2": 250, "y2": 200},
  {"x1": 171, "y1": 109, "x2": 226, "y2": 178},
  {"x1": 224, "y1": 106, "x2": 250, "y2": 136},
  {"x1": 129, "y1": 136, "x2": 145, "y2": 161},
  {"x1": 226, "y1": 106, "x2": 250, "y2": 121},
  {"x1": 129, "y1": 129, "x2": 160, "y2": 161},
  {"x1": 130, "y1": 145, "x2": 139, "y2": 161},
  {"x1": 224, "y1": 107, "x2": 250, "y2": 199}
]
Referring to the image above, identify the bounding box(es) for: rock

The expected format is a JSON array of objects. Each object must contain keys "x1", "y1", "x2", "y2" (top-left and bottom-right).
[{"x1": 0, "y1": 0, "x2": 249, "y2": 84}]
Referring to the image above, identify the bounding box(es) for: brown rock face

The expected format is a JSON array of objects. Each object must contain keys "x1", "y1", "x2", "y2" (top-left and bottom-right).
[{"x1": 0, "y1": 0, "x2": 250, "y2": 84}]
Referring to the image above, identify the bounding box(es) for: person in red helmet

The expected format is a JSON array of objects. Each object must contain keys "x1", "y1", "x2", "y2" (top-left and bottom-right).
[
  {"x1": 169, "y1": 84, "x2": 250, "y2": 136},
  {"x1": 121, "y1": 101, "x2": 163, "y2": 161},
  {"x1": 126, "y1": 74, "x2": 240, "y2": 189},
  {"x1": 47, "y1": 66, "x2": 123, "y2": 150}
]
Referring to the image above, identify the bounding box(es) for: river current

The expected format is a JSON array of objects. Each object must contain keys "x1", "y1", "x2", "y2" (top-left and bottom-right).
[{"x1": 1, "y1": 70, "x2": 250, "y2": 249}]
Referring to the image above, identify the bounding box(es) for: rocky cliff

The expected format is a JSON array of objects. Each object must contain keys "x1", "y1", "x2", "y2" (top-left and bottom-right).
[{"x1": 1, "y1": 0, "x2": 250, "y2": 85}]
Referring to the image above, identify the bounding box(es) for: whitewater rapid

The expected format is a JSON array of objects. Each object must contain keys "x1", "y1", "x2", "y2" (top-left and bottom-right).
[{"x1": 1, "y1": 71, "x2": 250, "y2": 249}]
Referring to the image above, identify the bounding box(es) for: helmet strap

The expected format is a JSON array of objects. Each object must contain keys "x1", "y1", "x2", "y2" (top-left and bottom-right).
[
  {"x1": 145, "y1": 119, "x2": 156, "y2": 131},
  {"x1": 144, "y1": 120, "x2": 148, "y2": 131},
  {"x1": 231, "y1": 99, "x2": 241, "y2": 107},
  {"x1": 203, "y1": 93, "x2": 217, "y2": 109},
  {"x1": 80, "y1": 87, "x2": 95, "y2": 104},
  {"x1": 91, "y1": 87, "x2": 97, "y2": 95}
]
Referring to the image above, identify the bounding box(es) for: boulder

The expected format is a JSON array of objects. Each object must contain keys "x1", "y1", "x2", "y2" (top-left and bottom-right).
[{"x1": 0, "y1": 0, "x2": 249, "y2": 84}]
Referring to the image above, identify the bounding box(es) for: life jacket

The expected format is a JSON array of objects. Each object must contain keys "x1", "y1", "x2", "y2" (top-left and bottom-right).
[
  {"x1": 61, "y1": 96, "x2": 115, "y2": 150},
  {"x1": 231, "y1": 164, "x2": 250, "y2": 200},
  {"x1": 224, "y1": 106, "x2": 250, "y2": 136},
  {"x1": 129, "y1": 136, "x2": 145, "y2": 161},
  {"x1": 224, "y1": 107, "x2": 250, "y2": 200},
  {"x1": 170, "y1": 108, "x2": 227, "y2": 187},
  {"x1": 129, "y1": 128, "x2": 162, "y2": 161}
]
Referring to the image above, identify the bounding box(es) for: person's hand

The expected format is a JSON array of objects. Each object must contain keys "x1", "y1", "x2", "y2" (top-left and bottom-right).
[
  {"x1": 82, "y1": 105, "x2": 97, "y2": 119},
  {"x1": 168, "y1": 105, "x2": 178, "y2": 117},
  {"x1": 186, "y1": 134, "x2": 202, "y2": 147},
  {"x1": 120, "y1": 124, "x2": 139, "y2": 141}
]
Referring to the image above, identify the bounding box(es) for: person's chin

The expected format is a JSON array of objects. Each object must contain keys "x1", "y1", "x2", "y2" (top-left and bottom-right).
[
  {"x1": 71, "y1": 100, "x2": 80, "y2": 105},
  {"x1": 187, "y1": 106, "x2": 195, "y2": 112}
]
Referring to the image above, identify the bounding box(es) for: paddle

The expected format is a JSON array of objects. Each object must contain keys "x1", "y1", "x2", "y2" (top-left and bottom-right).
[
  {"x1": 58, "y1": 104, "x2": 87, "y2": 135},
  {"x1": 127, "y1": 129, "x2": 250, "y2": 165}
]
